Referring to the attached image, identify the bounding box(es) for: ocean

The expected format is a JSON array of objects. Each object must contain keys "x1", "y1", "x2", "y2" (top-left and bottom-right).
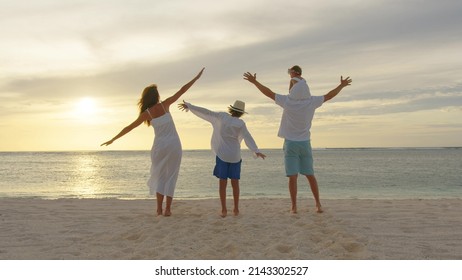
[{"x1": 0, "y1": 148, "x2": 461, "y2": 200}]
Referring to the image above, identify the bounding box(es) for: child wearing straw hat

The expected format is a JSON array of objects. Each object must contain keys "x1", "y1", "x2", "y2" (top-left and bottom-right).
[{"x1": 179, "y1": 100, "x2": 266, "y2": 217}]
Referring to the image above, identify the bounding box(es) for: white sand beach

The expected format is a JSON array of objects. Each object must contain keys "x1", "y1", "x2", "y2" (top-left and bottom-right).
[{"x1": 0, "y1": 198, "x2": 461, "y2": 260}]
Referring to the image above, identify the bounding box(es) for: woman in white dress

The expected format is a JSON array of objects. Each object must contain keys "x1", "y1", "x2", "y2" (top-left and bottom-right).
[{"x1": 101, "y1": 68, "x2": 204, "y2": 216}]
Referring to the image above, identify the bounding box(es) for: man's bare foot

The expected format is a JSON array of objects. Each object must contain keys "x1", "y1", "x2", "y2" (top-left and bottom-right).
[
  {"x1": 233, "y1": 209, "x2": 239, "y2": 216},
  {"x1": 220, "y1": 209, "x2": 227, "y2": 218},
  {"x1": 316, "y1": 205, "x2": 323, "y2": 213},
  {"x1": 164, "y1": 209, "x2": 172, "y2": 216}
]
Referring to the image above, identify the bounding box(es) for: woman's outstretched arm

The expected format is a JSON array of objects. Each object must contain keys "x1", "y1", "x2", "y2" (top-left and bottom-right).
[
  {"x1": 100, "y1": 112, "x2": 148, "y2": 146},
  {"x1": 163, "y1": 67, "x2": 205, "y2": 106}
]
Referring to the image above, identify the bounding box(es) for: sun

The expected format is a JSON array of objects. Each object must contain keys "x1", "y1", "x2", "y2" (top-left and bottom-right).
[{"x1": 75, "y1": 97, "x2": 96, "y2": 117}]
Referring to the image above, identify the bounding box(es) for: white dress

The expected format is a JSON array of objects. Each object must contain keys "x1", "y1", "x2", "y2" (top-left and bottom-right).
[{"x1": 146, "y1": 107, "x2": 182, "y2": 197}]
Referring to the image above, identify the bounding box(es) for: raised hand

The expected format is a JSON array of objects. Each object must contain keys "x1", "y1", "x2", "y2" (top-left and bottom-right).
[
  {"x1": 178, "y1": 101, "x2": 189, "y2": 112},
  {"x1": 243, "y1": 72, "x2": 257, "y2": 83},
  {"x1": 340, "y1": 76, "x2": 352, "y2": 87},
  {"x1": 195, "y1": 67, "x2": 205, "y2": 80}
]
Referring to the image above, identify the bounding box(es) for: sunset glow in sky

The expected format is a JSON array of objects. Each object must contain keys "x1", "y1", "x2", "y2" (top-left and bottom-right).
[{"x1": 1, "y1": 0, "x2": 461, "y2": 151}]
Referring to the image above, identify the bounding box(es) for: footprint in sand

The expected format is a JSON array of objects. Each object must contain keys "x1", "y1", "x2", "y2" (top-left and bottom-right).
[
  {"x1": 342, "y1": 241, "x2": 363, "y2": 253},
  {"x1": 224, "y1": 244, "x2": 238, "y2": 255},
  {"x1": 275, "y1": 244, "x2": 293, "y2": 254},
  {"x1": 211, "y1": 220, "x2": 224, "y2": 226},
  {"x1": 124, "y1": 232, "x2": 142, "y2": 241}
]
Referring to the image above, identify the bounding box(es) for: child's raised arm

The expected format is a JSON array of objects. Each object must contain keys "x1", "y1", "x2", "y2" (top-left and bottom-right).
[{"x1": 179, "y1": 101, "x2": 219, "y2": 124}]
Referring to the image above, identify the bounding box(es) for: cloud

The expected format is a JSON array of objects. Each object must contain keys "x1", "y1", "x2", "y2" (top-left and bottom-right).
[
  {"x1": 318, "y1": 82, "x2": 462, "y2": 117},
  {"x1": 1, "y1": 0, "x2": 461, "y2": 150}
]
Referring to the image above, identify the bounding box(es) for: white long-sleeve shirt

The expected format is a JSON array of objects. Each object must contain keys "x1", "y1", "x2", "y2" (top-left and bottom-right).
[{"x1": 185, "y1": 102, "x2": 261, "y2": 163}]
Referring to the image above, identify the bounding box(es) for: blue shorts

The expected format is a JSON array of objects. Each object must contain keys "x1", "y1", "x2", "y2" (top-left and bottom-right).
[
  {"x1": 283, "y1": 140, "x2": 314, "y2": 176},
  {"x1": 213, "y1": 156, "x2": 241, "y2": 180}
]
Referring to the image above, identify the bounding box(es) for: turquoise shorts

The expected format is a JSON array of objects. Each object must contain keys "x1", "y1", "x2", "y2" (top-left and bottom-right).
[
  {"x1": 283, "y1": 140, "x2": 314, "y2": 176},
  {"x1": 213, "y1": 156, "x2": 242, "y2": 180}
]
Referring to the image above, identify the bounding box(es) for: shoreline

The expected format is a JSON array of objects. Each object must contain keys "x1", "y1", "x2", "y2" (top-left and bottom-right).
[
  {"x1": 2, "y1": 196, "x2": 460, "y2": 201},
  {"x1": 1, "y1": 198, "x2": 461, "y2": 260},
  {"x1": 1, "y1": 146, "x2": 461, "y2": 153}
]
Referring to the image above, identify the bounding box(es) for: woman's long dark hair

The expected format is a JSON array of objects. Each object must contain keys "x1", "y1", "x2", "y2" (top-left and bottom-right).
[{"x1": 138, "y1": 84, "x2": 159, "y2": 126}]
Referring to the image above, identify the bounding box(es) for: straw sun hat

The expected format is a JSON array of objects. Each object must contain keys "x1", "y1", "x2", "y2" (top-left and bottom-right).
[{"x1": 228, "y1": 100, "x2": 247, "y2": 114}]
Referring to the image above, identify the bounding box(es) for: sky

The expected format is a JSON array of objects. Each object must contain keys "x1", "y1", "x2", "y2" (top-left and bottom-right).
[{"x1": 1, "y1": 0, "x2": 461, "y2": 151}]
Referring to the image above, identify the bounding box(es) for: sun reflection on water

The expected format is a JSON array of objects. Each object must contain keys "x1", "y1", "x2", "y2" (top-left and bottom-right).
[{"x1": 69, "y1": 153, "x2": 103, "y2": 198}]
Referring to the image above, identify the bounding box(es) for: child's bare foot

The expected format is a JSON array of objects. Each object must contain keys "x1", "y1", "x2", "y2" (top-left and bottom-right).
[
  {"x1": 220, "y1": 209, "x2": 227, "y2": 218},
  {"x1": 316, "y1": 205, "x2": 323, "y2": 213},
  {"x1": 233, "y1": 208, "x2": 239, "y2": 216}
]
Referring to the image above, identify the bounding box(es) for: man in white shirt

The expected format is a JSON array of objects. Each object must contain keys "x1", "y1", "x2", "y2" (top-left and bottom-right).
[
  {"x1": 179, "y1": 100, "x2": 266, "y2": 217},
  {"x1": 244, "y1": 66, "x2": 352, "y2": 213}
]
